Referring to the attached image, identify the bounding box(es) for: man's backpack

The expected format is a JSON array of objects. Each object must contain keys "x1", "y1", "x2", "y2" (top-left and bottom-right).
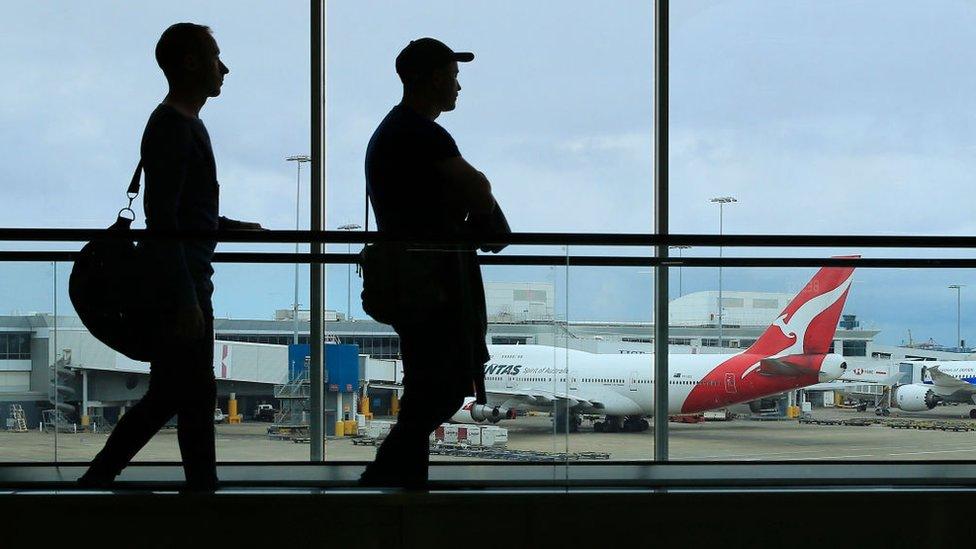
[{"x1": 69, "y1": 162, "x2": 158, "y2": 362}]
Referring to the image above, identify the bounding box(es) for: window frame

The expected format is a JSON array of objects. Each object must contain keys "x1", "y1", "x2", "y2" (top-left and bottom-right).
[{"x1": 5, "y1": 0, "x2": 976, "y2": 487}]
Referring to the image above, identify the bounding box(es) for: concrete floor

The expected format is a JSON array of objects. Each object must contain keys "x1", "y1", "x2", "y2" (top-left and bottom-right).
[{"x1": 5, "y1": 405, "x2": 976, "y2": 463}]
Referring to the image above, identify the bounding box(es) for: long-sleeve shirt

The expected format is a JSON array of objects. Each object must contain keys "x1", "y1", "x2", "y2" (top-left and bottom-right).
[{"x1": 140, "y1": 103, "x2": 241, "y2": 307}]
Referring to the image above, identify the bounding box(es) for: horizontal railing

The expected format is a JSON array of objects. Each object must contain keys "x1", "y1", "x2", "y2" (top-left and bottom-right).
[
  {"x1": 1, "y1": 229, "x2": 975, "y2": 267},
  {"x1": 2, "y1": 228, "x2": 976, "y2": 248},
  {"x1": 1, "y1": 252, "x2": 975, "y2": 269}
]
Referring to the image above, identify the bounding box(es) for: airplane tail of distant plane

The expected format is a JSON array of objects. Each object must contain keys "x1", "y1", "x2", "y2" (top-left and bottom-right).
[{"x1": 743, "y1": 257, "x2": 858, "y2": 358}]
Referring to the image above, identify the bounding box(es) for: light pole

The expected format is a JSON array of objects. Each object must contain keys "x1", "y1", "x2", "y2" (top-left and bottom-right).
[
  {"x1": 949, "y1": 284, "x2": 965, "y2": 349},
  {"x1": 669, "y1": 245, "x2": 691, "y2": 298},
  {"x1": 338, "y1": 223, "x2": 362, "y2": 321},
  {"x1": 286, "y1": 155, "x2": 311, "y2": 345},
  {"x1": 710, "y1": 196, "x2": 737, "y2": 350}
]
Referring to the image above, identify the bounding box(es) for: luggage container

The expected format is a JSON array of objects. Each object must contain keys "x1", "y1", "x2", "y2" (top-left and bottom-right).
[
  {"x1": 442, "y1": 424, "x2": 459, "y2": 444},
  {"x1": 462, "y1": 425, "x2": 482, "y2": 445},
  {"x1": 481, "y1": 425, "x2": 508, "y2": 446},
  {"x1": 366, "y1": 420, "x2": 393, "y2": 440}
]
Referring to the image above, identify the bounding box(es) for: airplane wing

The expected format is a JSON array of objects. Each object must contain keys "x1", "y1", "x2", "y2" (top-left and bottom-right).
[
  {"x1": 366, "y1": 382, "x2": 606, "y2": 411},
  {"x1": 486, "y1": 388, "x2": 605, "y2": 411},
  {"x1": 926, "y1": 366, "x2": 976, "y2": 390},
  {"x1": 367, "y1": 382, "x2": 403, "y2": 391}
]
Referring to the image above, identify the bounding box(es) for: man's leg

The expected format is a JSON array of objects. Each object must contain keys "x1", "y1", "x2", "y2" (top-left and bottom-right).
[
  {"x1": 361, "y1": 332, "x2": 467, "y2": 487},
  {"x1": 80, "y1": 366, "x2": 179, "y2": 484},
  {"x1": 175, "y1": 310, "x2": 217, "y2": 490},
  {"x1": 175, "y1": 368, "x2": 217, "y2": 489}
]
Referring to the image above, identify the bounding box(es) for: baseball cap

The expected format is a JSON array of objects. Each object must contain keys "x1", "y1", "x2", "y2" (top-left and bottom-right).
[{"x1": 395, "y1": 37, "x2": 474, "y2": 81}]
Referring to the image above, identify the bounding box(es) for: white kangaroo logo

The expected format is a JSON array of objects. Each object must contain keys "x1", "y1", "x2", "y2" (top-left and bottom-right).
[{"x1": 740, "y1": 274, "x2": 853, "y2": 380}]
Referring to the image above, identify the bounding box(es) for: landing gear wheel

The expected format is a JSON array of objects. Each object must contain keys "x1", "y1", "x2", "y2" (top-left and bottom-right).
[
  {"x1": 968, "y1": 409, "x2": 976, "y2": 420},
  {"x1": 640, "y1": 419, "x2": 650, "y2": 431},
  {"x1": 622, "y1": 417, "x2": 646, "y2": 432},
  {"x1": 594, "y1": 422, "x2": 605, "y2": 433}
]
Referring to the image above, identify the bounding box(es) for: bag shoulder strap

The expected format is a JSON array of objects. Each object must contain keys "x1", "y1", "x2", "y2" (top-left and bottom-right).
[
  {"x1": 364, "y1": 183, "x2": 370, "y2": 232},
  {"x1": 127, "y1": 160, "x2": 143, "y2": 198},
  {"x1": 117, "y1": 160, "x2": 143, "y2": 223}
]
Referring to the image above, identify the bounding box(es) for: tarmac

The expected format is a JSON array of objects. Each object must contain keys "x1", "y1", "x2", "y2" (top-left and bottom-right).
[{"x1": 5, "y1": 405, "x2": 976, "y2": 463}]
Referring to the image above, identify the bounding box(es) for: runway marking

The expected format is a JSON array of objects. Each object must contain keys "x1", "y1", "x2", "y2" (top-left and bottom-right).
[
  {"x1": 679, "y1": 450, "x2": 810, "y2": 459},
  {"x1": 679, "y1": 447, "x2": 895, "y2": 460},
  {"x1": 888, "y1": 448, "x2": 976, "y2": 456},
  {"x1": 780, "y1": 454, "x2": 876, "y2": 461}
]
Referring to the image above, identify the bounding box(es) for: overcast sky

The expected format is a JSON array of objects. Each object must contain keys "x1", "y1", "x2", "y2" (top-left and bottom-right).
[{"x1": 2, "y1": 1, "x2": 976, "y2": 346}]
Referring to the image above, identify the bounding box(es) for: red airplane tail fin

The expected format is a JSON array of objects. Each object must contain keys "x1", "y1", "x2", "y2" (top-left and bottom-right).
[{"x1": 744, "y1": 257, "x2": 858, "y2": 357}]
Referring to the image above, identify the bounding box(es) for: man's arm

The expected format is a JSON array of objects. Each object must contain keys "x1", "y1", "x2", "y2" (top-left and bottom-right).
[
  {"x1": 434, "y1": 156, "x2": 496, "y2": 215},
  {"x1": 467, "y1": 204, "x2": 510, "y2": 253},
  {"x1": 218, "y1": 216, "x2": 265, "y2": 231}
]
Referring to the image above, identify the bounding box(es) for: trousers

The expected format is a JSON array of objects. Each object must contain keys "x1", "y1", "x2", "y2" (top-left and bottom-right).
[
  {"x1": 85, "y1": 303, "x2": 217, "y2": 488},
  {"x1": 361, "y1": 328, "x2": 471, "y2": 487}
]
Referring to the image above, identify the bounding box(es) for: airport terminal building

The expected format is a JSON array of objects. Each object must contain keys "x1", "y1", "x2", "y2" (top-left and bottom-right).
[{"x1": 1, "y1": 282, "x2": 923, "y2": 428}]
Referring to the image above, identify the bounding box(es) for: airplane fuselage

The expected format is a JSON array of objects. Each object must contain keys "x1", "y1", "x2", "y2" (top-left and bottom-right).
[{"x1": 484, "y1": 344, "x2": 845, "y2": 416}]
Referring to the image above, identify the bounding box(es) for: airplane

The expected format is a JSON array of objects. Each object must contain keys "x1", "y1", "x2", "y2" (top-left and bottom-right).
[
  {"x1": 891, "y1": 362, "x2": 976, "y2": 418},
  {"x1": 452, "y1": 260, "x2": 857, "y2": 432}
]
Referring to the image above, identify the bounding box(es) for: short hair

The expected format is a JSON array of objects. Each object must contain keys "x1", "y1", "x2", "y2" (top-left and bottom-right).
[{"x1": 155, "y1": 23, "x2": 213, "y2": 80}]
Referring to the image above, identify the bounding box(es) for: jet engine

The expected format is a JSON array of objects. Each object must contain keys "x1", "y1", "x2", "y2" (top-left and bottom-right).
[
  {"x1": 818, "y1": 354, "x2": 848, "y2": 383},
  {"x1": 451, "y1": 397, "x2": 505, "y2": 424},
  {"x1": 893, "y1": 384, "x2": 940, "y2": 411}
]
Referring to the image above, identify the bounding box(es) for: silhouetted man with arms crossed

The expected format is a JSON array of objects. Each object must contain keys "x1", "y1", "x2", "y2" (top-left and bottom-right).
[
  {"x1": 78, "y1": 23, "x2": 261, "y2": 492},
  {"x1": 360, "y1": 38, "x2": 508, "y2": 489}
]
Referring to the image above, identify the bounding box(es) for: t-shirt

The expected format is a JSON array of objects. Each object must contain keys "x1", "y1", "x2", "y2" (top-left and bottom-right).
[
  {"x1": 365, "y1": 104, "x2": 466, "y2": 236},
  {"x1": 364, "y1": 104, "x2": 490, "y2": 397},
  {"x1": 140, "y1": 104, "x2": 221, "y2": 306}
]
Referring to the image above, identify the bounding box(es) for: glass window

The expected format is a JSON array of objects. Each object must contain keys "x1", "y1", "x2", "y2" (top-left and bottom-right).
[
  {"x1": 670, "y1": 2, "x2": 974, "y2": 236},
  {"x1": 492, "y1": 336, "x2": 529, "y2": 345},
  {"x1": 843, "y1": 340, "x2": 868, "y2": 357},
  {"x1": 10, "y1": 0, "x2": 976, "y2": 491},
  {"x1": 327, "y1": 0, "x2": 654, "y2": 236},
  {"x1": 1, "y1": 0, "x2": 311, "y2": 463}
]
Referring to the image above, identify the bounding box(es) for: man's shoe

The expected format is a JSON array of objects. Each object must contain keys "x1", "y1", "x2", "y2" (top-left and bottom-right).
[
  {"x1": 180, "y1": 481, "x2": 217, "y2": 495},
  {"x1": 76, "y1": 472, "x2": 114, "y2": 490},
  {"x1": 358, "y1": 470, "x2": 428, "y2": 491}
]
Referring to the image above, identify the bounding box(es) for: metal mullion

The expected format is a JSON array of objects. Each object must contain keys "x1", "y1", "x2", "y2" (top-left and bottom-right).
[
  {"x1": 309, "y1": 0, "x2": 325, "y2": 462},
  {"x1": 653, "y1": 0, "x2": 669, "y2": 462}
]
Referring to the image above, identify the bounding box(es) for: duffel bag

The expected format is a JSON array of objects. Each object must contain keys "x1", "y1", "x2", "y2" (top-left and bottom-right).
[{"x1": 69, "y1": 162, "x2": 159, "y2": 362}]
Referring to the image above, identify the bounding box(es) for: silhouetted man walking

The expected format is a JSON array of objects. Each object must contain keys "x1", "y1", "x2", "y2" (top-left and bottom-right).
[
  {"x1": 78, "y1": 23, "x2": 261, "y2": 492},
  {"x1": 360, "y1": 38, "x2": 508, "y2": 489}
]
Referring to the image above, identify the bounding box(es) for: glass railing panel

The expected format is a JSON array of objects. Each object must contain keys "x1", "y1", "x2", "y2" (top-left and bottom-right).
[
  {"x1": 47, "y1": 260, "x2": 312, "y2": 464},
  {"x1": 666, "y1": 253, "x2": 976, "y2": 462},
  {"x1": 561, "y1": 263, "x2": 655, "y2": 464},
  {"x1": 0, "y1": 262, "x2": 56, "y2": 462}
]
